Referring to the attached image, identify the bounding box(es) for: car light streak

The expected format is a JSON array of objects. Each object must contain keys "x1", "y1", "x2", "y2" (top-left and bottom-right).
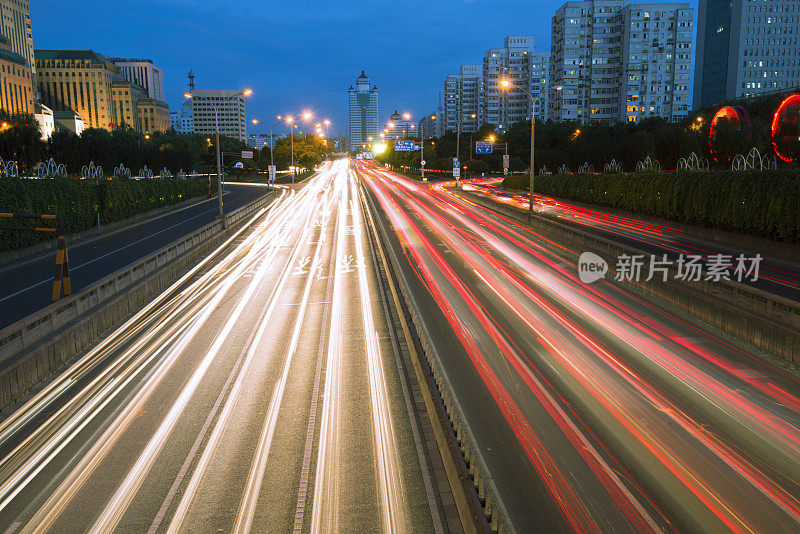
[{"x1": 358, "y1": 161, "x2": 800, "y2": 532}]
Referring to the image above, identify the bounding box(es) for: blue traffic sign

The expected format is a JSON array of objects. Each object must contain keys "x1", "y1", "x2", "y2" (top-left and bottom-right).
[
  {"x1": 394, "y1": 140, "x2": 416, "y2": 151},
  {"x1": 475, "y1": 141, "x2": 493, "y2": 154},
  {"x1": 452, "y1": 159, "x2": 460, "y2": 169}
]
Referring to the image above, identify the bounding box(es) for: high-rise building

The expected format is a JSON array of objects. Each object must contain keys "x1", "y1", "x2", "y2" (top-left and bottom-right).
[
  {"x1": 170, "y1": 99, "x2": 194, "y2": 133},
  {"x1": 0, "y1": 1, "x2": 33, "y2": 85},
  {"x1": 384, "y1": 110, "x2": 415, "y2": 140},
  {"x1": 694, "y1": 0, "x2": 800, "y2": 110},
  {"x1": 484, "y1": 36, "x2": 536, "y2": 132},
  {"x1": 0, "y1": 35, "x2": 33, "y2": 115},
  {"x1": 190, "y1": 89, "x2": 247, "y2": 142},
  {"x1": 619, "y1": 3, "x2": 693, "y2": 122},
  {"x1": 348, "y1": 71, "x2": 379, "y2": 150},
  {"x1": 419, "y1": 109, "x2": 445, "y2": 139},
  {"x1": 35, "y1": 50, "x2": 120, "y2": 130},
  {"x1": 444, "y1": 64, "x2": 483, "y2": 134},
  {"x1": 110, "y1": 58, "x2": 166, "y2": 102},
  {"x1": 550, "y1": 0, "x2": 692, "y2": 124},
  {"x1": 530, "y1": 51, "x2": 550, "y2": 121}
]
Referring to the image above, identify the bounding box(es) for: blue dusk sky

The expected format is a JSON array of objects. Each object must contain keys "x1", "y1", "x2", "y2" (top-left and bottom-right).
[{"x1": 32, "y1": 0, "x2": 698, "y2": 136}]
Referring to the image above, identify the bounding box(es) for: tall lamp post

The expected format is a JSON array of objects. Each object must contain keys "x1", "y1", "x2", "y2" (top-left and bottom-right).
[
  {"x1": 499, "y1": 79, "x2": 535, "y2": 212},
  {"x1": 185, "y1": 89, "x2": 252, "y2": 222},
  {"x1": 252, "y1": 116, "x2": 289, "y2": 187},
  {"x1": 286, "y1": 112, "x2": 312, "y2": 183},
  {"x1": 403, "y1": 112, "x2": 434, "y2": 182}
]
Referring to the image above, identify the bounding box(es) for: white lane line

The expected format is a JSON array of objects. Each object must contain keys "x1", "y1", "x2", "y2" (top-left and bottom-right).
[
  {"x1": 2, "y1": 522, "x2": 20, "y2": 534},
  {"x1": 167, "y1": 177, "x2": 330, "y2": 534},
  {"x1": 350, "y1": 171, "x2": 405, "y2": 533},
  {"x1": 0, "y1": 189, "x2": 264, "y2": 304},
  {"x1": 16, "y1": 198, "x2": 296, "y2": 533},
  {"x1": 292, "y1": 220, "x2": 336, "y2": 534},
  {"x1": 310, "y1": 164, "x2": 348, "y2": 534},
  {"x1": 360, "y1": 185, "x2": 444, "y2": 534},
  {"x1": 233, "y1": 173, "x2": 334, "y2": 534}
]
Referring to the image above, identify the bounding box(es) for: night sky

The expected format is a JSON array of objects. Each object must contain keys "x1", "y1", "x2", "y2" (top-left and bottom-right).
[{"x1": 32, "y1": 0, "x2": 698, "y2": 137}]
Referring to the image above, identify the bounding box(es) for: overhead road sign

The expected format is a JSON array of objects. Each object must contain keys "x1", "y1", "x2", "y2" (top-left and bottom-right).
[
  {"x1": 475, "y1": 141, "x2": 493, "y2": 154},
  {"x1": 395, "y1": 140, "x2": 416, "y2": 151},
  {"x1": 241, "y1": 150, "x2": 254, "y2": 159}
]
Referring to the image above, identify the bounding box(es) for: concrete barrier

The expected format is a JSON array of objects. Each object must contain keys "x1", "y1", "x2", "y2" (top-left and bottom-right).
[
  {"x1": 0, "y1": 191, "x2": 275, "y2": 412},
  {"x1": 458, "y1": 188, "x2": 800, "y2": 367}
]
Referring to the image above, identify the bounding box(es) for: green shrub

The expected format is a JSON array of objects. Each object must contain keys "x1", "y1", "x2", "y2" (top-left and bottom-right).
[
  {"x1": 0, "y1": 177, "x2": 210, "y2": 252},
  {"x1": 501, "y1": 170, "x2": 800, "y2": 241}
]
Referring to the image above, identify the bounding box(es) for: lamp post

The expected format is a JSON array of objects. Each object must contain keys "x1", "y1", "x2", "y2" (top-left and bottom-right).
[
  {"x1": 252, "y1": 116, "x2": 288, "y2": 187},
  {"x1": 185, "y1": 89, "x2": 252, "y2": 222},
  {"x1": 404, "y1": 112, "x2": 432, "y2": 182},
  {"x1": 499, "y1": 79, "x2": 535, "y2": 212}
]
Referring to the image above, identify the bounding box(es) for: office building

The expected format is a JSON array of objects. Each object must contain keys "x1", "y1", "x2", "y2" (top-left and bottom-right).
[
  {"x1": 190, "y1": 89, "x2": 247, "y2": 142},
  {"x1": 137, "y1": 97, "x2": 170, "y2": 135},
  {"x1": 170, "y1": 99, "x2": 194, "y2": 133},
  {"x1": 484, "y1": 35, "x2": 536, "y2": 132},
  {"x1": 694, "y1": 0, "x2": 800, "y2": 109},
  {"x1": 35, "y1": 49, "x2": 119, "y2": 130},
  {"x1": 444, "y1": 64, "x2": 483, "y2": 134},
  {"x1": 110, "y1": 58, "x2": 166, "y2": 101},
  {"x1": 530, "y1": 51, "x2": 550, "y2": 121},
  {"x1": 384, "y1": 110, "x2": 415, "y2": 140},
  {"x1": 550, "y1": 0, "x2": 692, "y2": 124},
  {"x1": 0, "y1": 34, "x2": 33, "y2": 115},
  {"x1": 0, "y1": 1, "x2": 33, "y2": 85},
  {"x1": 347, "y1": 70, "x2": 379, "y2": 150}
]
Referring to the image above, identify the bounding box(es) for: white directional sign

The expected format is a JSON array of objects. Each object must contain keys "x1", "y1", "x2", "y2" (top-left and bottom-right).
[
  {"x1": 453, "y1": 159, "x2": 461, "y2": 180},
  {"x1": 268, "y1": 165, "x2": 276, "y2": 182},
  {"x1": 242, "y1": 150, "x2": 254, "y2": 159}
]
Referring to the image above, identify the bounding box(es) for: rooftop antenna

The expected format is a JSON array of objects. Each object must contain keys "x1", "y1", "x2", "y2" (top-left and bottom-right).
[{"x1": 188, "y1": 69, "x2": 195, "y2": 91}]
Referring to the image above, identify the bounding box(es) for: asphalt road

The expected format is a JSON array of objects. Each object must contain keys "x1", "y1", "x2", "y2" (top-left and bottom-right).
[
  {"x1": 0, "y1": 182, "x2": 269, "y2": 329},
  {"x1": 359, "y1": 161, "x2": 800, "y2": 533},
  {"x1": 0, "y1": 161, "x2": 444, "y2": 533},
  {"x1": 461, "y1": 178, "x2": 800, "y2": 301}
]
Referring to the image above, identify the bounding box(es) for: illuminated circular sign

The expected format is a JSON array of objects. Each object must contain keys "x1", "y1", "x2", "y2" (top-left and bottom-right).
[
  {"x1": 771, "y1": 94, "x2": 800, "y2": 162},
  {"x1": 709, "y1": 106, "x2": 751, "y2": 163}
]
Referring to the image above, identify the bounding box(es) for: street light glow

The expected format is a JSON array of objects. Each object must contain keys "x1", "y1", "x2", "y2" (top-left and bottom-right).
[
  {"x1": 499, "y1": 79, "x2": 511, "y2": 88},
  {"x1": 403, "y1": 113, "x2": 411, "y2": 120},
  {"x1": 242, "y1": 89, "x2": 253, "y2": 96},
  {"x1": 183, "y1": 93, "x2": 192, "y2": 99}
]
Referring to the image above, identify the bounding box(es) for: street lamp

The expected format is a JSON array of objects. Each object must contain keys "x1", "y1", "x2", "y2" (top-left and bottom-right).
[
  {"x1": 402, "y1": 112, "x2": 428, "y2": 181},
  {"x1": 185, "y1": 88, "x2": 252, "y2": 223},
  {"x1": 283, "y1": 111, "x2": 313, "y2": 183},
  {"x1": 499, "y1": 78, "x2": 536, "y2": 212}
]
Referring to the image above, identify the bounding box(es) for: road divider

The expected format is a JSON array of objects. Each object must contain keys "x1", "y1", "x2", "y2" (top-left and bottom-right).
[
  {"x1": 456, "y1": 187, "x2": 800, "y2": 368},
  {"x1": 0, "y1": 190, "x2": 277, "y2": 413}
]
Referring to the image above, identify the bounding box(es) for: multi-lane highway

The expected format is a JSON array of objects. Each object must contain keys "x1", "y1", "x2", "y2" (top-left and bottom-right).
[
  {"x1": 0, "y1": 161, "x2": 444, "y2": 533},
  {"x1": 359, "y1": 161, "x2": 800, "y2": 533},
  {"x1": 0, "y1": 182, "x2": 268, "y2": 329},
  {"x1": 2, "y1": 158, "x2": 799, "y2": 533},
  {"x1": 460, "y1": 178, "x2": 800, "y2": 300}
]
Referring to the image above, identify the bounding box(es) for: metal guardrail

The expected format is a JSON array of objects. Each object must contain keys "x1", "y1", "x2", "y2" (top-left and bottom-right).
[{"x1": 0, "y1": 192, "x2": 274, "y2": 366}]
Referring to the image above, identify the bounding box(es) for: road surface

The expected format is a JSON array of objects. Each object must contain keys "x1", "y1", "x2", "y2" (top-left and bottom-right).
[
  {"x1": 460, "y1": 177, "x2": 800, "y2": 301},
  {"x1": 359, "y1": 161, "x2": 800, "y2": 533},
  {"x1": 0, "y1": 161, "x2": 444, "y2": 533},
  {"x1": 0, "y1": 182, "x2": 268, "y2": 329}
]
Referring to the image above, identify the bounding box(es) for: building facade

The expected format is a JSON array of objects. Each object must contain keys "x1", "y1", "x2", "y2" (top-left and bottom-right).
[
  {"x1": 0, "y1": 0, "x2": 33, "y2": 86},
  {"x1": 550, "y1": 0, "x2": 692, "y2": 124},
  {"x1": 111, "y1": 79, "x2": 147, "y2": 130},
  {"x1": 35, "y1": 49, "x2": 119, "y2": 130},
  {"x1": 530, "y1": 51, "x2": 550, "y2": 121},
  {"x1": 137, "y1": 98, "x2": 170, "y2": 135},
  {"x1": 110, "y1": 58, "x2": 166, "y2": 102},
  {"x1": 170, "y1": 99, "x2": 194, "y2": 133},
  {"x1": 694, "y1": 0, "x2": 800, "y2": 109},
  {"x1": 484, "y1": 35, "x2": 536, "y2": 132},
  {"x1": 619, "y1": 3, "x2": 693, "y2": 122},
  {"x1": 190, "y1": 89, "x2": 247, "y2": 142},
  {"x1": 34, "y1": 103, "x2": 53, "y2": 139},
  {"x1": 384, "y1": 109, "x2": 415, "y2": 139},
  {"x1": 444, "y1": 64, "x2": 483, "y2": 134},
  {"x1": 0, "y1": 35, "x2": 33, "y2": 115},
  {"x1": 419, "y1": 109, "x2": 445, "y2": 139},
  {"x1": 348, "y1": 71, "x2": 379, "y2": 150}
]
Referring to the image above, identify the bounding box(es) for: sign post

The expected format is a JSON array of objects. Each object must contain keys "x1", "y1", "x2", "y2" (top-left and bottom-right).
[
  {"x1": 241, "y1": 150, "x2": 253, "y2": 159},
  {"x1": 503, "y1": 154, "x2": 510, "y2": 175},
  {"x1": 268, "y1": 165, "x2": 276, "y2": 184},
  {"x1": 453, "y1": 158, "x2": 461, "y2": 181}
]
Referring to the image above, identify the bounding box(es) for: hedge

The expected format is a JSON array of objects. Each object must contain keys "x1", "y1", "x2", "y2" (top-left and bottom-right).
[
  {"x1": 0, "y1": 177, "x2": 210, "y2": 252},
  {"x1": 502, "y1": 170, "x2": 800, "y2": 242}
]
